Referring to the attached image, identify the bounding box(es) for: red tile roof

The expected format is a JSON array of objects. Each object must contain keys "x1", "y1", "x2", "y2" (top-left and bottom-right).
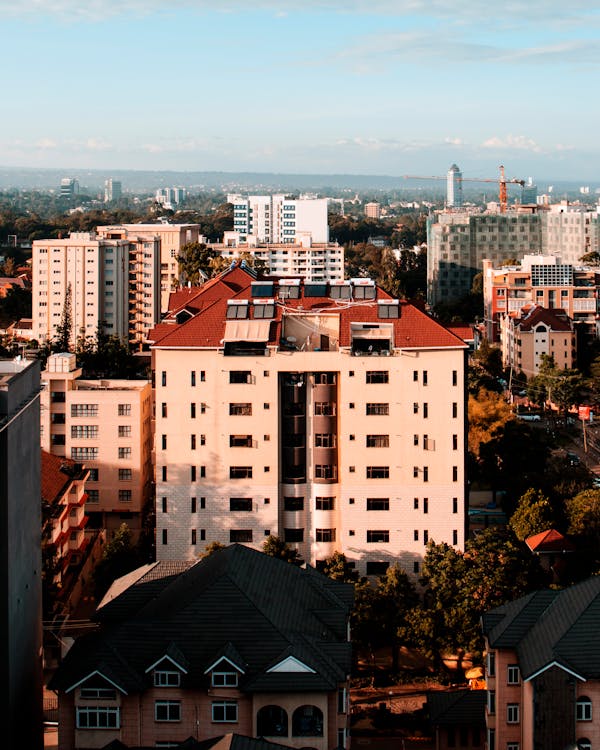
[
  {"x1": 516, "y1": 305, "x2": 572, "y2": 332},
  {"x1": 41, "y1": 451, "x2": 76, "y2": 505},
  {"x1": 149, "y1": 266, "x2": 467, "y2": 351},
  {"x1": 525, "y1": 528, "x2": 575, "y2": 553}
]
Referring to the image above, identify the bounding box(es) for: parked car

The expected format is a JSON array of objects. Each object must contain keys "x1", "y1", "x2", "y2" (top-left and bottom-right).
[
  {"x1": 517, "y1": 414, "x2": 541, "y2": 422},
  {"x1": 566, "y1": 451, "x2": 580, "y2": 465}
]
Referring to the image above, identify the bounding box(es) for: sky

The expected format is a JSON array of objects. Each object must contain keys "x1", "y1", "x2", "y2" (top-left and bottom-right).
[{"x1": 1, "y1": 0, "x2": 599, "y2": 182}]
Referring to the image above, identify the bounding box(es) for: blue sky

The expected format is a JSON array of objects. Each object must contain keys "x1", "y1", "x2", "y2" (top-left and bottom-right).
[{"x1": 1, "y1": 0, "x2": 599, "y2": 180}]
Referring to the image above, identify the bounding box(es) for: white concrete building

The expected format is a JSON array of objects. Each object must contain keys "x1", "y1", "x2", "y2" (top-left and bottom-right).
[
  {"x1": 228, "y1": 194, "x2": 329, "y2": 244},
  {"x1": 149, "y1": 265, "x2": 468, "y2": 578},
  {"x1": 215, "y1": 234, "x2": 344, "y2": 281}
]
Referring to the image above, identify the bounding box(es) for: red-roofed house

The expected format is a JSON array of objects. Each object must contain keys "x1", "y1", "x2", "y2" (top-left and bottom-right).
[
  {"x1": 525, "y1": 528, "x2": 575, "y2": 583},
  {"x1": 148, "y1": 266, "x2": 468, "y2": 577},
  {"x1": 499, "y1": 304, "x2": 576, "y2": 378}
]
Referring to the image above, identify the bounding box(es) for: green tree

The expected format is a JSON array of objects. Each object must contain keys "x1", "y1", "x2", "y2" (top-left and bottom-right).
[
  {"x1": 372, "y1": 564, "x2": 419, "y2": 672},
  {"x1": 262, "y1": 535, "x2": 302, "y2": 564},
  {"x1": 565, "y1": 489, "x2": 600, "y2": 538},
  {"x1": 509, "y1": 488, "x2": 556, "y2": 541},
  {"x1": 177, "y1": 242, "x2": 218, "y2": 286},
  {"x1": 92, "y1": 523, "x2": 141, "y2": 600},
  {"x1": 53, "y1": 283, "x2": 73, "y2": 352},
  {"x1": 320, "y1": 551, "x2": 359, "y2": 582}
]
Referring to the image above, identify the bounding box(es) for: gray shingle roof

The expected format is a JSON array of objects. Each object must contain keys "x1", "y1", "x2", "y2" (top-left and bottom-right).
[
  {"x1": 49, "y1": 545, "x2": 353, "y2": 695},
  {"x1": 427, "y1": 689, "x2": 486, "y2": 726},
  {"x1": 482, "y1": 577, "x2": 600, "y2": 681}
]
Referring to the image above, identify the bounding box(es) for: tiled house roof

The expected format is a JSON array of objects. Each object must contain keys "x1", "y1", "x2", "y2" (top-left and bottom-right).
[
  {"x1": 481, "y1": 576, "x2": 600, "y2": 680},
  {"x1": 48, "y1": 544, "x2": 354, "y2": 695},
  {"x1": 148, "y1": 266, "x2": 467, "y2": 352}
]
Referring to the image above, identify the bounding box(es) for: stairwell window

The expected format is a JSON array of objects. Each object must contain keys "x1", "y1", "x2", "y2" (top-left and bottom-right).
[{"x1": 507, "y1": 703, "x2": 519, "y2": 724}]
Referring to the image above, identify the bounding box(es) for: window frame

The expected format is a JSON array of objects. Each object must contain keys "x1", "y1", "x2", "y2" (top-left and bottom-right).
[{"x1": 155, "y1": 700, "x2": 182, "y2": 722}]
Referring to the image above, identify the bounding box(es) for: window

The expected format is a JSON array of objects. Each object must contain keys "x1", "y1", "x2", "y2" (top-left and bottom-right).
[
  {"x1": 577, "y1": 697, "x2": 592, "y2": 722},
  {"x1": 507, "y1": 703, "x2": 520, "y2": 724},
  {"x1": 230, "y1": 435, "x2": 253, "y2": 447},
  {"x1": 316, "y1": 496, "x2": 335, "y2": 510},
  {"x1": 507, "y1": 664, "x2": 520, "y2": 685},
  {"x1": 577, "y1": 739, "x2": 591, "y2": 750},
  {"x1": 161, "y1": 434, "x2": 167, "y2": 449},
  {"x1": 284, "y1": 496, "x2": 304, "y2": 511},
  {"x1": 191, "y1": 403, "x2": 196, "y2": 418},
  {"x1": 212, "y1": 701, "x2": 238, "y2": 722},
  {"x1": 413, "y1": 370, "x2": 418, "y2": 382},
  {"x1": 191, "y1": 434, "x2": 197, "y2": 450},
  {"x1": 87, "y1": 468, "x2": 99, "y2": 482},
  {"x1": 118, "y1": 425, "x2": 131, "y2": 438},
  {"x1": 71, "y1": 404, "x2": 98, "y2": 417},
  {"x1": 366, "y1": 403, "x2": 389, "y2": 415},
  {"x1": 118, "y1": 490, "x2": 132, "y2": 503},
  {"x1": 487, "y1": 690, "x2": 496, "y2": 715},
  {"x1": 230, "y1": 403, "x2": 252, "y2": 416},
  {"x1": 453, "y1": 466, "x2": 458, "y2": 481},
  {"x1": 487, "y1": 652, "x2": 496, "y2": 677},
  {"x1": 316, "y1": 528, "x2": 336, "y2": 542},
  {"x1": 284, "y1": 528, "x2": 304, "y2": 542},
  {"x1": 71, "y1": 425, "x2": 98, "y2": 439},
  {"x1": 367, "y1": 466, "x2": 389, "y2": 479},
  {"x1": 367, "y1": 530, "x2": 389, "y2": 543},
  {"x1": 76, "y1": 706, "x2": 120, "y2": 729},
  {"x1": 230, "y1": 370, "x2": 252, "y2": 384},
  {"x1": 161, "y1": 371, "x2": 167, "y2": 387},
  {"x1": 366, "y1": 371, "x2": 389, "y2": 384},
  {"x1": 212, "y1": 672, "x2": 238, "y2": 687},
  {"x1": 118, "y1": 447, "x2": 131, "y2": 459},
  {"x1": 453, "y1": 529, "x2": 458, "y2": 545},
  {"x1": 423, "y1": 529, "x2": 429, "y2": 544},
  {"x1": 154, "y1": 670, "x2": 181, "y2": 687},
  {"x1": 191, "y1": 371, "x2": 196, "y2": 386},
  {"x1": 453, "y1": 497, "x2": 458, "y2": 514},
  {"x1": 230, "y1": 497, "x2": 252, "y2": 511},
  {"x1": 453, "y1": 434, "x2": 458, "y2": 450},
  {"x1": 230, "y1": 466, "x2": 252, "y2": 479},
  {"x1": 366, "y1": 561, "x2": 390, "y2": 575},
  {"x1": 423, "y1": 402, "x2": 428, "y2": 418},
  {"x1": 452, "y1": 370, "x2": 458, "y2": 386},
  {"x1": 452, "y1": 402, "x2": 458, "y2": 418},
  {"x1": 367, "y1": 498, "x2": 389, "y2": 511},
  {"x1": 423, "y1": 497, "x2": 429, "y2": 514},
  {"x1": 314, "y1": 402, "x2": 335, "y2": 416},
  {"x1": 315, "y1": 433, "x2": 335, "y2": 447},
  {"x1": 79, "y1": 687, "x2": 116, "y2": 699},
  {"x1": 191, "y1": 466, "x2": 196, "y2": 482},
  {"x1": 315, "y1": 464, "x2": 335, "y2": 479},
  {"x1": 230, "y1": 529, "x2": 252, "y2": 542},
  {"x1": 155, "y1": 700, "x2": 181, "y2": 722},
  {"x1": 377, "y1": 301, "x2": 399, "y2": 318},
  {"x1": 253, "y1": 302, "x2": 275, "y2": 318},
  {"x1": 226, "y1": 302, "x2": 248, "y2": 319},
  {"x1": 366, "y1": 434, "x2": 389, "y2": 447},
  {"x1": 422, "y1": 370, "x2": 428, "y2": 385},
  {"x1": 161, "y1": 402, "x2": 167, "y2": 418},
  {"x1": 118, "y1": 404, "x2": 131, "y2": 416},
  {"x1": 72, "y1": 447, "x2": 98, "y2": 461}
]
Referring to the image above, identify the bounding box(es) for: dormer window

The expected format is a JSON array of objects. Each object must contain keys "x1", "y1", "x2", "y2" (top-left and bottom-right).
[
  {"x1": 378, "y1": 300, "x2": 400, "y2": 319},
  {"x1": 253, "y1": 299, "x2": 276, "y2": 319},
  {"x1": 278, "y1": 280, "x2": 301, "y2": 299},
  {"x1": 352, "y1": 279, "x2": 376, "y2": 299},
  {"x1": 227, "y1": 301, "x2": 249, "y2": 319},
  {"x1": 212, "y1": 671, "x2": 238, "y2": 687},
  {"x1": 154, "y1": 669, "x2": 181, "y2": 687}
]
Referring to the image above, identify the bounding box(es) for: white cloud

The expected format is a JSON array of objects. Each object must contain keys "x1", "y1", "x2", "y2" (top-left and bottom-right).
[
  {"x1": 35, "y1": 138, "x2": 58, "y2": 150},
  {"x1": 481, "y1": 135, "x2": 543, "y2": 153},
  {"x1": 445, "y1": 136, "x2": 465, "y2": 146}
]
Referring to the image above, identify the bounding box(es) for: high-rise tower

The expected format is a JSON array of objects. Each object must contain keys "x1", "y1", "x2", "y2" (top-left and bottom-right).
[{"x1": 447, "y1": 164, "x2": 463, "y2": 208}]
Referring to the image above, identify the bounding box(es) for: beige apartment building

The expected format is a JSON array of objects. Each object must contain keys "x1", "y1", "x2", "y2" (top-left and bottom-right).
[
  {"x1": 96, "y1": 223, "x2": 200, "y2": 313},
  {"x1": 32, "y1": 231, "x2": 161, "y2": 350},
  {"x1": 149, "y1": 265, "x2": 468, "y2": 578},
  {"x1": 40, "y1": 353, "x2": 153, "y2": 539}
]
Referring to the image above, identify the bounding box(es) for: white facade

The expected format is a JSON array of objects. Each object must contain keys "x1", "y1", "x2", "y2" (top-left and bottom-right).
[
  {"x1": 228, "y1": 194, "x2": 330, "y2": 244},
  {"x1": 216, "y1": 235, "x2": 344, "y2": 281},
  {"x1": 446, "y1": 164, "x2": 463, "y2": 208}
]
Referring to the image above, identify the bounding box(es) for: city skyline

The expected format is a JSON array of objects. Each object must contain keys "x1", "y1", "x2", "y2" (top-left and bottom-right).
[{"x1": 2, "y1": 1, "x2": 599, "y2": 179}]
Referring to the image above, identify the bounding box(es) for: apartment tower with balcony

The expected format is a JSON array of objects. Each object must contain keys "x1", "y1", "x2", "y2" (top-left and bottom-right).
[{"x1": 149, "y1": 265, "x2": 468, "y2": 578}]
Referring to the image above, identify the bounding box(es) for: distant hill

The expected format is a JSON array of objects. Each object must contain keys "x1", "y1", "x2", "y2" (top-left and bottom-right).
[{"x1": 0, "y1": 166, "x2": 596, "y2": 199}]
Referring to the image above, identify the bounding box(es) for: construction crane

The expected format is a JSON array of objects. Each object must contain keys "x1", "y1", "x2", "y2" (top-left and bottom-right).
[{"x1": 403, "y1": 165, "x2": 525, "y2": 213}]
